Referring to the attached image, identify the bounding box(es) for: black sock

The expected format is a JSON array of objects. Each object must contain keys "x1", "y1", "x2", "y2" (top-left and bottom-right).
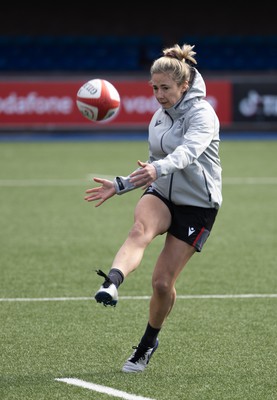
[
  {"x1": 140, "y1": 322, "x2": 161, "y2": 348},
  {"x1": 108, "y1": 268, "x2": 124, "y2": 288}
]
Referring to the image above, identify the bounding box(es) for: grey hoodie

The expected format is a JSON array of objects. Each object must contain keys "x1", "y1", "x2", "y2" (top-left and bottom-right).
[
  {"x1": 149, "y1": 68, "x2": 222, "y2": 209},
  {"x1": 114, "y1": 68, "x2": 222, "y2": 209}
]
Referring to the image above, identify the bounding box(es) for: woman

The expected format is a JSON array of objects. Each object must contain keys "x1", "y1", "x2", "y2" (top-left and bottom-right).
[{"x1": 84, "y1": 43, "x2": 222, "y2": 373}]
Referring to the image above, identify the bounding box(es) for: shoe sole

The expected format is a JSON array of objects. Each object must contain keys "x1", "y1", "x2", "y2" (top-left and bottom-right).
[{"x1": 95, "y1": 291, "x2": 117, "y2": 307}]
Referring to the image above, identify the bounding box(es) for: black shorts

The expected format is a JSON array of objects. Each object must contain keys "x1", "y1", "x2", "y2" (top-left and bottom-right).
[{"x1": 143, "y1": 188, "x2": 218, "y2": 252}]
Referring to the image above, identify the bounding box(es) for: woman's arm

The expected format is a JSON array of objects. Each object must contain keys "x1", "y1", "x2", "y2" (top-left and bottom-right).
[{"x1": 84, "y1": 161, "x2": 157, "y2": 207}]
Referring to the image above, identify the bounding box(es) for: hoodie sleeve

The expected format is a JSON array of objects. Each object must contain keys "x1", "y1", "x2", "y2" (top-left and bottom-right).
[
  {"x1": 152, "y1": 147, "x2": 191, "y2": 177},
  {"x1": 151, "y1": 107, "x2": 218, "y2": 178}
]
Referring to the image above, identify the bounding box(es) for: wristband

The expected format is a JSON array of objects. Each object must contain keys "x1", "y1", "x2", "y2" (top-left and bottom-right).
[{"x1": 113, "y1": 175, "x2": 136, "y2": 195}]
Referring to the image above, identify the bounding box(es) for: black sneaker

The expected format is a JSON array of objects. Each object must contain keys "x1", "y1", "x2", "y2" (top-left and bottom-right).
[
  {"x1": 94, "y1": 269, "x2": 118, "y2": 307},
  {"x1": 122, "y1": 339, "x2": 159, "y2": 372}
]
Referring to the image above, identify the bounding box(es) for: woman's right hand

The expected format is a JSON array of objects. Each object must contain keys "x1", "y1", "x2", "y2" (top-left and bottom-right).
[{"x1": 84, "y1": 177, "x2": 116, "y2": 207}]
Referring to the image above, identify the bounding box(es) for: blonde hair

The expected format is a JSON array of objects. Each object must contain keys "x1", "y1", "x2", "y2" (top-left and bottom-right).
[{"x1": 150, "y1": 43, "x2": 197, "y2": 86}]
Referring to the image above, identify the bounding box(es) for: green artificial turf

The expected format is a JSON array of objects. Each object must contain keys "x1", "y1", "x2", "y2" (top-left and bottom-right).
[{"x1": 0, "y1": 138, "x2": 276, "y2": 400}]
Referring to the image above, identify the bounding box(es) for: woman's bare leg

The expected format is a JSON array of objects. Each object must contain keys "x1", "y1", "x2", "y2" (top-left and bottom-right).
[
  {"x1": 149, "y1": 233, "x2": 196, "y2": 329},
  {"x1": 111, "y1": 194, "x2": 172, "y2": 277}
]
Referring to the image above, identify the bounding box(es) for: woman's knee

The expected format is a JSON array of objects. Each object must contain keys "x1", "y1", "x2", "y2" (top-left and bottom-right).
[
  {"x1": 152, "y1": 277, "x2": 172, "y2": 296},
  {"x1": 128, "y1": 220, "x2": 153, "y2": 244}
]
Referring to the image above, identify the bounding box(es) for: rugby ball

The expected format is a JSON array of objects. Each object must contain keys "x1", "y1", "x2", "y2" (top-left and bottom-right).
[{"x1": 76, "y1": 79, "x2": 120, "y2": 122}]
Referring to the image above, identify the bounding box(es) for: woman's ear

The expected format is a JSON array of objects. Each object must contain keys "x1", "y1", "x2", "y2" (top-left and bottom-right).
[{"x1": 182, "y1": 80, "x2": 189, "y2": 93}]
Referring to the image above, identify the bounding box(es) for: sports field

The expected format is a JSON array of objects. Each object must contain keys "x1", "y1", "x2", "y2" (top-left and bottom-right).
[{"x1": 1, "y1": 137, "x2": 276, "y2": 400}]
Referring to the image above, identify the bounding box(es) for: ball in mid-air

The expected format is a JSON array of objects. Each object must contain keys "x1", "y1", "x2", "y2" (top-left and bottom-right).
[{"x1": 76, "y1": 79, "x2": 121, "y2": 122}]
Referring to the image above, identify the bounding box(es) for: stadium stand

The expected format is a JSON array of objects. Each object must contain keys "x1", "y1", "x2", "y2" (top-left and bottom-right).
[{"x1": 0, "y1": 34, "x2": 276, "y2": 73}]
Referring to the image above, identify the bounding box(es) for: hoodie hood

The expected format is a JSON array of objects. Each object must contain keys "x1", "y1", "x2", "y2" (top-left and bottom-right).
[
  {"x1": 165, "y1": 68, "x2": 206, "y2": 119},
  {"x1": 184, "y1": 67, "x2": 206, "y2": 101}
]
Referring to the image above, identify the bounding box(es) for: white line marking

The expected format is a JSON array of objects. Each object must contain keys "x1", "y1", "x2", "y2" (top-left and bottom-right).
[
  {"x1": 224, "y1": 177, "x2": 277, "y2": 184},
  {"x1": 0, "y1": 174, "x2": 113, "y2": 187},
  {"x1": 55, "y1": 378, "x2": 157, "y2": 400},
  {"x1": 0, "y1": 176, "x2": 276, "y2": 187},
  {"x1": 0, "y1": 179, "x2": 89, "y2": 186},
  {"x1": 1, "y1": 294, "x2": 277, "y2": 302}
]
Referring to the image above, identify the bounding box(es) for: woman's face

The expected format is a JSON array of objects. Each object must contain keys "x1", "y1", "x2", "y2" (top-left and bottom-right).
[{"x1": 151, "y1": 72, "x2": 188, "y2": 109}]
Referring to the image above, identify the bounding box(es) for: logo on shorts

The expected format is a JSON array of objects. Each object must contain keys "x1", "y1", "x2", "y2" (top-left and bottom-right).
[
  {"x1": 146, "y1": 186, "x2": 154, "y2": 193},
  {"x1": 188, "y1": 226, "x2": 195, "y2": 236}
]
